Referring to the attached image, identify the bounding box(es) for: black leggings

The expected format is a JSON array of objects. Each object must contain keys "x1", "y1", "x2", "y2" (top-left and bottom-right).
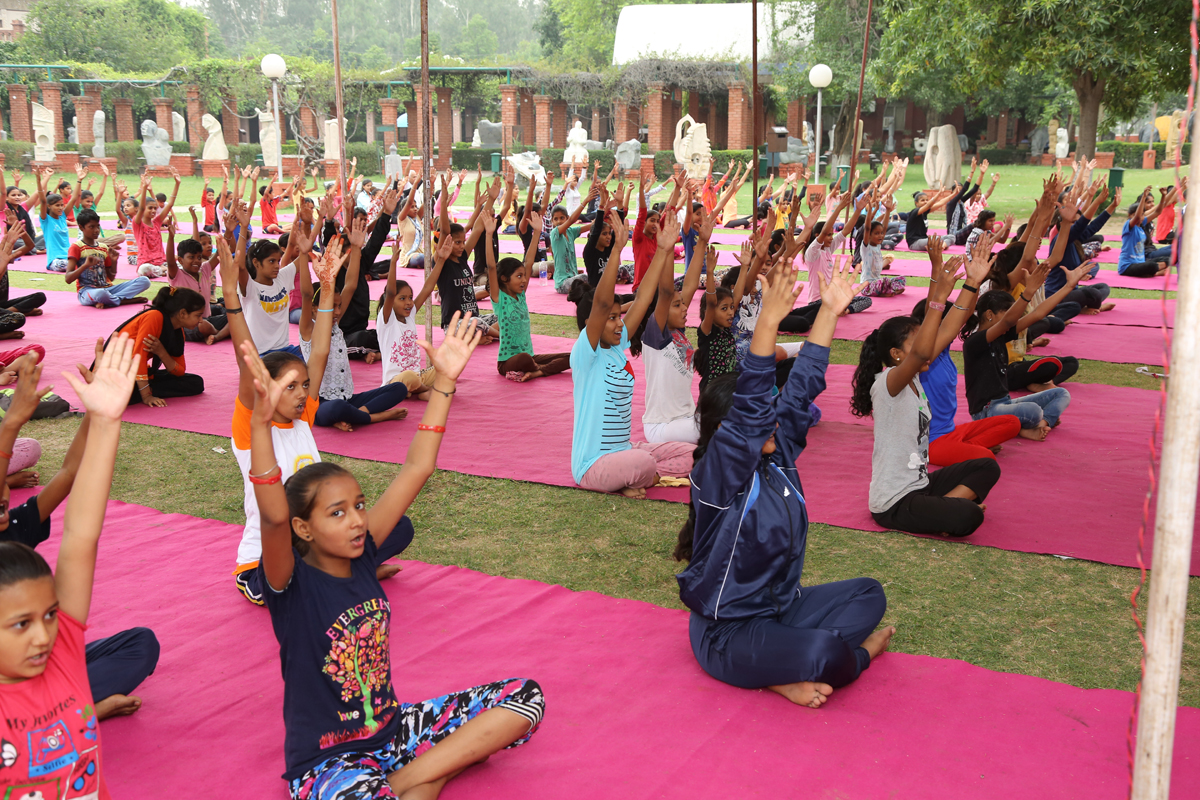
[
  {"x1": 345, "y1": 328, "x2": 380, "y2": 358},
  {"x1": 1051, "y1": 283, "x2": 1110, "y2": 321},
  {"x1": 1007, "y1": 355, "x2": 1078, "y2": 392},
  {"x1": 725, "y1": 215, "x2": 754, "y2": 229},
  {"x1": 0, "y1": 310, "x2": 24, "y2": 334},
  {"x1": 778, "y1": 301, "x2": 821, "y2": 334},
  {"x1": 129, "y1": 371, "x2": 205, "y2": 403},
  {"x1": 3, "y1": 292, "x2": 45, "y2": 313},
  {"x1": 1121, "y1": 261, "x2": 1167, "y2": 278},
  {"x1": 871, "y1": 458, "x2": 1001, "y2": 537}
]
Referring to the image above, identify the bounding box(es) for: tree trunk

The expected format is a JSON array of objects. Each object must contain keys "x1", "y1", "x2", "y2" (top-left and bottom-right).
[
  {"x1": 1073, "y1": 71, "x2": 1105, "y2": 160},
  {"x1": 926, "y1": 107, "x2": 943, "y2": 128},
  {"x1": 830, "y1": 99, "x2": 854, "y2": 169}
]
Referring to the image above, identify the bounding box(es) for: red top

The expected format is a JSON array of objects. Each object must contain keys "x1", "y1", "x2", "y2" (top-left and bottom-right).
[
  {"x1": 260, "y1": 194, "x2": 279, "y2": 228},
  {"x1": 0, "y1": 611, "x2": 110, "y2": 800},
  {"x1": 631, "y1": 204, "x2": 659, "y2": 289},
  {"x1": 202, "y1": 192, "x2": 217, "y2": 227}
]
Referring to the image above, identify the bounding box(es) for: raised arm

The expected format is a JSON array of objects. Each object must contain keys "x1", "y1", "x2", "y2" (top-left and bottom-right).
[
  {"x1": 54, "y1": 335, "x2": 136, "y2": 624},
  {"x1": 886, "y1": 245, "x2": 958, "y2": 396},
  {"x1": 585, "y1": 210, "x2": 628, "y2": 349},
  {"x1": 935, "y1": 232, "x2": 994, "y2": 353},
  {"x1": 625, "y1": 216, "x2": 677, "y2": 336}
]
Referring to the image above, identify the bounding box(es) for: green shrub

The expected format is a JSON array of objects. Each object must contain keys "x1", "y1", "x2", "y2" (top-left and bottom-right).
[
  {"x1": 0, "y1": 141, "x2": 34, "y2": 168},
  {"x1": 346, "y1": 142, "x2": 383, "y2": 173},
  {"x1": 453, "y1": 147, "x2": 503, "y2": 170},
  {"x1": 975, "y1": 146, "x2": 1026, "y2": 166},
  {"x1": 55, "y1": 143, "x2": 79, "y2": 152},
  {"x1": 710, "y1": 149, "x2": 753, "y2": 174},
  {"x1": 653, "y1": 150, "x2": 675, "y2": 179},
  {"x1": 225, "y1": 144, "x2": 263, "y2": 169},
  {"x1": 171, "y1": 141, "x2": 191, "y2": 154},
  {"x1": 104, "y1": 142, "x2": 145, "y2": 173},
  {"x1": 1094, "y1": 140, "x2": 1191, "y2": 169}
]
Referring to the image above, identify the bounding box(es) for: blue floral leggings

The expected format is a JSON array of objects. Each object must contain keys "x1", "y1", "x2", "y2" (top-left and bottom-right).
[{"x1": 289, "y1": 678, "x2": 544, "y2": 800}]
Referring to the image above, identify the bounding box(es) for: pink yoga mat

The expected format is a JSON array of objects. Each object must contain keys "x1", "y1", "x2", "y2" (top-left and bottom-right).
[
  {"x1": 29, "y1": 499, "x2": 1198, "y2": 799},
  {"x1": 18, "y1": 287, "x2": 1192, "y2": 573}
]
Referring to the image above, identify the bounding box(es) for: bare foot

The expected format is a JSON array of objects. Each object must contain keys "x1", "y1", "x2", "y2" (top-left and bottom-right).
[
  {"x1": 5, "y1": 470, "x2": 38, "y2": 489},
  {"x1": 333, "y1": 421, "x2": 354, "y2": 432},
  {"x1": 1030, "y1": 336, "x2": 1050, "y2": 348},
  {"x1": 1099, "y1": 302, "x2": 1116, "y2": 312},
  {"x1": 205, "y1": 335, "x2": 216, "y2": 345},
  {"x1": 365, "y1": 406, "x2": 407, "y2": 423},
  {"x1": 1018, "y1": 421, "x2": 1050, "y2": 441},
  {"x1": 365, "y1": 352, "x2": 381, "y2": 364},
  {"x1": 0, "y1": 331, "x2": 24, "y2": 340},
  {"x1": 1156, "y1": 265, "x2": 1171, "y2": 277},
  {"x1": 862, "y1": 625, "x2": 896, "y2": 660},
  {"x1": 520, "y1": 370, "x2": 545, "y2": 382},
  {"x1": 95, "y1": 302, "x2": 105, "y2": 309},
  {"x1": 1025, "y1": 381, "x2": 1055, "y2": 393},
  {"x1": 618, "y1": 486, "x2": 647, "y2": 499},
  {"x1": 376, "y1": 563, "x2": 402, "y2": 580},
  {"x1": 768, "y1": 681, "x2": 834, "y2": 708},
  {"x1": 990, "y1": 444, "x2": 1003, "y2": 454},
  {"x1": 479, "y1": 334, "x2": 495, "y2": 345},
  {"x1": 20, "y1": 308, "x2": 42, "y2": 316},
  {"x1": 95, "y1": 694, "x2": 142, "y2": 720}
]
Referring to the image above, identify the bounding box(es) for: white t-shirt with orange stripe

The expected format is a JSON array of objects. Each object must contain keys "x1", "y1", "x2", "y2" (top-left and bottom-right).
[{"x1": 232, "y1": 395, "x2": 320, "y2": 569}]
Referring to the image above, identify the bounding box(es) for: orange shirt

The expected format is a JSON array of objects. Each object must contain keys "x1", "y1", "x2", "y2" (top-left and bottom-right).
[{"x1": 117, "y1": 310, "x2": 186, "y2": 379}]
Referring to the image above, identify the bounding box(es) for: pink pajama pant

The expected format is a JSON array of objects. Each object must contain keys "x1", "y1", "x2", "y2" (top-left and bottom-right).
[{"x1": 578, "y1": 441, "x2": 694, "y2": 494}]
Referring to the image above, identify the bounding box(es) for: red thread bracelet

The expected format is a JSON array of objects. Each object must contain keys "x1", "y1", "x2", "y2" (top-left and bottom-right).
[
  {"x1": 0, "y1": 449, "x2": 12, "y2": 460},
  {"x1": 248, "y1": 467, "x2": 282, "y2": 485},
  {"x1": 417, "y1": 424, "x2": 446, "y2": 433}
]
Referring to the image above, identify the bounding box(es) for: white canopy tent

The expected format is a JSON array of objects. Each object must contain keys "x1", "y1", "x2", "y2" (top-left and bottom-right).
[{"x1": 611, "y1": 2, "x2": 810, "y2": 65}]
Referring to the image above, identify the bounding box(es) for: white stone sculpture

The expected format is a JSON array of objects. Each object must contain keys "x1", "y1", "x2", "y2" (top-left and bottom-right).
[
  {"x1": 258, "y1": 107, "x2": 279, "y2": 168},
  {"x1": 471, "y1": 127, "x2": 482, "y2": 147},
  {"x1": 68, "y1": 116, "x2": 77, "y2": 144},
  {"x1": 1029, "y1": 126, "x2": 1049, "y2": 156},
  {"x1": 778, "y1": 137, "x2": 811, "y2": 165},
  {"x1": 615, "y1": 139, "x2": 641, "y2": 172},
  {"x1": 923, "y1": 124, "x2": 962, "y2": 190},
  {"x1": 882, "y1": 116, "x2": 896, "y2": 152},
  {"x1": 1165, "y1": 110, "x2": 1185, "y2": 159},
  {"x1": 564, "y1": 120, "x2": 590, "y2": 163},
  {"x1": 32, "y1": 103, "x2": 55, "y2": 162},
  {"x1": 1054, "y1": 127, "x2": 1069, "y2": 159},
  {"x1": 913, "y1": 136, "x2": 927, "y2": 154},
  {"x1": 507, "y1": 151, "x2": 546, "y2": 190},
  {"x1": 140, "y1": 120, "x2": 172, "y2": 166},
  {"x1": 92, "y1": 110, "x2": 106, "y2": 159},
  {"x1": 673, "y1": 114, "x2": 712, "y2": 180},
  {"x1": 384, "y1": 144, "x2": 403, "y2": 180},
  {"x1": 172, "y1": 111, "x2": 186, "y2": 142},
  {"x1": 323, "y1": 118, "x2": 345, "y2": 161},
  {"x1": 201, "y1": 114, "x2": 228, "y2": 161}
]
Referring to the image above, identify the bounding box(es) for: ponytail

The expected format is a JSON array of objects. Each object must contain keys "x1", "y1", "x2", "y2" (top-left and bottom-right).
[
  {"x1": 960, "y1": 290, "x2": 1015, "y2": 342},
  {"x1": 850, "y1": 316, "x2": 919, "y2": 417},
  {"x1": 675, "y1": 374, "x2": 739, "y2": 562}
]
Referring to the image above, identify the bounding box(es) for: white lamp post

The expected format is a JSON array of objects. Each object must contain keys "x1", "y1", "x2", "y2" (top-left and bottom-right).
[
  {"x1": 261, "y1": 53, "x2": 287, "y2": 184},
  {"x1": 809, "y1": 63, "x2": 832, "y2": 183}
]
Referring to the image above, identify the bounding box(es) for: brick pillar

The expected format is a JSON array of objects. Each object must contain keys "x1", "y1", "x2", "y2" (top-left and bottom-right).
[
  {"x1": 713, "y1": 103, "x2": 727, "y2": 150},
  {"x1": 787, "y1": 99, "x2": 802, "y2": 138},
  {"x1": 38, "y1": 82, "x2": 63, "y2": 144},
  {"x1": 152, "y1": 97, "x2": 174, "y2": 134},
  {"x1": 552, "y1": 100, "x2": 568, "y2": 149},
  {"x1": 500, "y1": 84, "x2": 519, "y2": 151},
  {"x1": 84, "y1": 84, "x2": 101, "y2": 104},
  {"x1": 413, "y1": 88, "x2": 431, "y2": 154},
  {"x1": 222, "y1": 94, "x2": 239, "y2": 146},
  {"x1": 435, "y1": 87, "x2": 453, "y2": 168},
  {"x1": 74, "y1": 95, "x2": 99, "y2": 144},
  {"x1": 7, "y1": 85, "x2": 29, "y2": 142},
  {"x1": 518, "y1": 89, "x2": 533, "y2": 131},
  {"x1": 727, "y1": 82, "x2": 748, "y2": 150},
  {"x1": 186, "y1": 85, "x2": 204, "y2": 153},
  {"x1": 403, "y1": 101, "x2": 417, "y2": 147},
  {"x1": 379, "y1": 98, "x2": 400, "y2": 149},
  {"x1": 985, "y1": 115, "x2": 998, "y2": 144},
  {"x1": 671, "y1": 88, "x2": 682, "y2": 132},
  {"x1": 591, "y1": 107, "x2": 602, "y2": 140},
  {"x1": 300, "y1": 105, "x2": 317, "y2": 141},
  {"x1": 613, "y1": 103, "x2": 630, "y2": 144},
  {"x1": 646, "y1": 82, "x2": 668, "y2": 153},
  {"x1": 997, "y1": 108, "x2": 1009, "y2": 149},
  {"x1": 113, "y1": 98, "x2": 134, "y2": 142},
  {"x1": 687, "y1": 92, "x2": 699, "y2": 121},
  {"x1": 533, "y1": 95, "x2": 551, "y2": 150}
]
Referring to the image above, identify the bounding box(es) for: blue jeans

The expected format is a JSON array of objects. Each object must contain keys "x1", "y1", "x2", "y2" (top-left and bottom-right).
[
  {"x1": 689, "y1": 577, "x2": 887, "y2": 690},
  {"x1": 972, "y1": 387, "x2": 1070, "y2": 429},
  {"x1": 261, "y1": 344, "x2": 303, "y2": 358},
  {"x1": 314, "y1": 382, "x2": 409, "y2": 428},
  {"x1": 288, "y1": 307, "x2": 302, "y2": 324},
  {"x1": 77, "y1": 276, "x2": 152, "y2": 308}
]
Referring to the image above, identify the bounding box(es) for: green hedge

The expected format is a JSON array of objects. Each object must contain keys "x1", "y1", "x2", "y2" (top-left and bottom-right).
[
  {"x1": 1094, "y1": 140, "x2": 1192, "y2": 169},
  {"x1": 452, "y1": 147, "x2": 502, "y2": 170},
  {"x1": 105, "y1": 142, "x2": 147, "y2": 173},
  {"x1": 711, "y1": 149, "x2": 753, "y2": 174},
  {"x1": 0, "y1": 141, "x2": 34, "y2": 168},
  {"x1": 975, "y1": 146, "x2": 1027, "y2": 166},
  {"x1": 55, "y1": 143, "x2": 78, "y2": 152},
  {"x1": 653, "y1": 150, "x2": 676, "y2": 179}
]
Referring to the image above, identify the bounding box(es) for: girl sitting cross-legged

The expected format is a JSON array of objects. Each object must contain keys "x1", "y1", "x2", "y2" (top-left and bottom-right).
[
  {"x1": 675, "y1": 258, "x2": 893, "y2": 709},
  {"x1": 243, "y1": 311, "x2": 544, "y2": 800},
  {"x1": 109, "y1": 286, "x2": 207, "y2": 407}
]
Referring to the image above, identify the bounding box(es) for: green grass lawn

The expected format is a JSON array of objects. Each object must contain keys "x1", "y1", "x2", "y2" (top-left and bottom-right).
[{"x1": 16, "y1": 163, "x2": 1195, "y2": 708}]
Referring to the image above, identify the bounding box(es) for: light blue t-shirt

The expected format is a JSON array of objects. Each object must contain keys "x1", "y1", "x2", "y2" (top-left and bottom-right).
[
  {"x1": 41, "y1": 213, "x2": 69, "y2": 263},
  {"x1": 550, "y1": 224, "x2": 582, "y2": 291},
  {"x1": 570, "y1": 326, "x2": 633, "y2": 483},
  {"x1": 1119, "y1": 220, "x2": 1146, "y2": 273}
]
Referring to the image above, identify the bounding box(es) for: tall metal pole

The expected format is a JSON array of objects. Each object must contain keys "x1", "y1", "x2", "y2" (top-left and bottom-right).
[
  {"x1": 420, "y1": 0, "x2": 433, "y2": 344},
  {"x1": 751, "y1": 0, "x2": 758, "y2": 206},
  {"x1": 814, "y1": 89, "x2": 823, "y2": 184},
  {"x1": 271, "y1": 78, "x2": 283, "y2": 184},
  {"x1": 849, "y1": 0, "x2": 874, "y2": 181},
  {"x1": 1130, "y1": 107, "x2": 1200, "y2": 800},
  {"x1": 330, "y1": 0, "x2": 348, "y2": 205}
]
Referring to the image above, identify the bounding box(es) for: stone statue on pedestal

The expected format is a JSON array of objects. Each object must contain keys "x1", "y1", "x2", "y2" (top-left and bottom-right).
[
  {"x1": 32, "y1": 103, "x2": 55, "y2": 162},
  {"x1": 201, "y1": 114, "x2": 228, "y2": 161},
  {"x1": 615, "y1": 139, "x2": 641, "y2": 172},
  {"x1": 564, "y1": 120, "x2": 591, "y2": 163},
  {"x1": 477, "y1": 120, "x2": 503, "y2": 147},
  {"x1": 172, "y1": 111, "x2": 186, "y2": 142},
  {"x1": 1029, "y1": 126, "x2": 1049, "y2": 156},
  {"x1": 68, "y1": 116, "x2": 77, "y2": 144},
  {"x1": 673, "y1": 115, "x2": 711, "y2": 179},
  {"x1": 384, "y1": 145, "x2": 404, "y2": 179},
  {"x1": 258, "y1": 108, "x2": 279, "y2": 168},
  {"x1": 92, "y1": 111, "x2": 106, "y2": 159},
  {"x1": 1054, "y1": 128, "x2": 1069, "y2": 159},
  {"x1": 323, "y1": 118, "x2": 345, "y2": 161},
  {"x1": 140, "y1": 120, "x2": 172, "y2": 166},
  {"x1": 923, "y1": 124, "x2": 962, "y2": 190}
]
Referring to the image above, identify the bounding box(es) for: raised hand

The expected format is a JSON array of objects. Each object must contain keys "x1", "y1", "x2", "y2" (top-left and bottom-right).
[
  {"x1": 346, "y1": 216, "x2": 367, "y2": 250},
  {"x1": 62, "y1": 334, "x2": 137, "y2": 421},
  {"x1": 736, "y1": 239, "x2": 753, "y2": 268},
  {"x1": 481, "y1": 212, "x2": 497, "y2": 236},
  {"x1": 4, "y1": 354, "x2": 51, "y2": 427},
  {"x1": 74, "y1": 163, "x2": 88, "y2": 180},
  {"x1": 758, "y1": 262, "x2": 802, "y2": 326},
  {"x1": 818, "y1": 256, "x2": 864, "y2": 316},
  {"x1": 312, "y1": 236, "x2": 344, "y2": 286},
  {"x1": 416, "y1": 312, "x2": 482, "y2": 382},
  {"x1": 656, "y1": 215, "x2": 680, "y2": 250},
  {"x1": 435, "y1": 233, "x2": 454, "y2": 263}
]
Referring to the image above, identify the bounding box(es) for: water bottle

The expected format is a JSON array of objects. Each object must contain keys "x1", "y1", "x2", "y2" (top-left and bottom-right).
[{"x1": 540, "y1": 264, "x2": 547, "y2": 284}]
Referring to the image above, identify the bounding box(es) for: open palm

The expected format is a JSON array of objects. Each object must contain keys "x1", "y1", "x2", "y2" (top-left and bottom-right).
[
  {"x1": 418, "y1": 312, "x2": 481, "y2": 382},
  {"x1": 64, "y1": 335, "x2": 136, "y2": 422}
]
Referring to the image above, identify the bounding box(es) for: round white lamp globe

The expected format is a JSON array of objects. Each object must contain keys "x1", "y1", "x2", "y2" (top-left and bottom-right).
[
  {"x1": 809, "y1": 63, "x2": 832, "y2": 89},
  {"x1": 261, "y1": 53, "x2": 287, "y2": 79}
]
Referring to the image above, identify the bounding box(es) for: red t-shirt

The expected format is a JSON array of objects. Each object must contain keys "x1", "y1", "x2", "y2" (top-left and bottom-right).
[
  {"x1": 631, "y1": 204, "x2": 659, "y2": 289},
  {"x1": 0, "y1": 611, "x2": 110, "y2": 800},
  {"x1": 260, "y1": 195, "x2": 279, "y2": 228},
  {"x1": 202, "y1": 193, "x2": 217, "y2": 227}
]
